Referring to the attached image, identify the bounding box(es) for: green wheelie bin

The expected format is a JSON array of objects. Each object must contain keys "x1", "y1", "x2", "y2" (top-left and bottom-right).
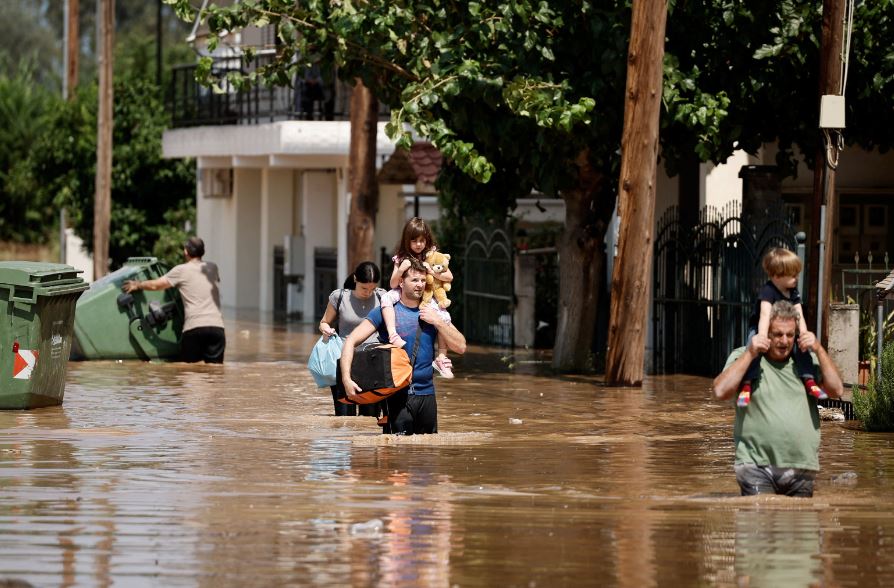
[
  {"x1": 71, "y1": 257, "x2": 185, "y2": 361},
  {"x1": 0, "y1": 261, "x2": 89, "y2": 409}
]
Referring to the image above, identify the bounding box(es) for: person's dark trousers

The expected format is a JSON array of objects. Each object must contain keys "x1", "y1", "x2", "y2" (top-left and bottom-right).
[
  {"x1": 358, "y1": 401, "x2": 382, "y2": 418},
  {"x1": 329, "y1": 384, "x2": 357, "y2": 416},
  {"x1": 735, "y1": 464, "x2": 816, "y2": 497},
  {"x1": 181, "y1": 327, "x2": 226, "y2": 363},
  {"x1": 384, "y1": 388, "x2": 437, "y2": 435}
]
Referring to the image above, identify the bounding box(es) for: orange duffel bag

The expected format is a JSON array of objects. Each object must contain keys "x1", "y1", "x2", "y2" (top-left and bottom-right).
[{"x1": 336, "y1": 326, "x2": 420, "y2": 405}]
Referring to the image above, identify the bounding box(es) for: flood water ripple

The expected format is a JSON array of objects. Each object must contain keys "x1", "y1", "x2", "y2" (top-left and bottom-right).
[{"x1": 1, "y1": 317, "x2": 893, "y2": 587}]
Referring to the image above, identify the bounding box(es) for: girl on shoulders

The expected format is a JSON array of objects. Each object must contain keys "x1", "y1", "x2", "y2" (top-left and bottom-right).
[{"x1": 383, "y1": 217, "x2": 456, "y2": 378}]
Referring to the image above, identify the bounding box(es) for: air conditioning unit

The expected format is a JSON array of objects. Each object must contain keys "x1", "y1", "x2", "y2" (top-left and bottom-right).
[{"x1": 200, "y1": 168, "x2": 233, "y2": 199}]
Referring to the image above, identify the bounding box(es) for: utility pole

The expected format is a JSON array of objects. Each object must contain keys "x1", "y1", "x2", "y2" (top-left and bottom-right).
[
  {"x1": 61, "y1": 0, "x2": 79, "y2": 265},
  {"x1": 94, "y1": 0, "x2": 114, "y2": 278},
  {"x1": 63, "y1": 0, "x2": 79, "y2": 100},
  {"x1": 605, "y1": 0, "x2": 668, "y2": 386},
  {"x1": 809, "y1": 0, "x2": 846, "y2": 344}
]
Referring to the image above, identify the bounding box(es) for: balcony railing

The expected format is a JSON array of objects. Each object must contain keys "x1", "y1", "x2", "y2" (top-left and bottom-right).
[{"x1": 168, "y1": 52, "x2": 389, "y2": 128}]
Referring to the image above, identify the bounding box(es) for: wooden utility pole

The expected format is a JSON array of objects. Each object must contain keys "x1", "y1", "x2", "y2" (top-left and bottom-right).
[
  {"x1": 61, "y1": 0, "x2": 80, "y2": 264},
  {"x1": 63, "y1": 0, "x2": 79, "y2": 100},
  {"x1": 94, "y1": 0, "x2": 114, "y2": 278},
  {"x1": 347, "y1": 80, "x2": 379, "y2": 272},
  {"x1": 605, "y1": 0, "x2": 668, "y2": 386},
  {"x1": 809, "y1": 0, "x2": 846, "y2": 344}
]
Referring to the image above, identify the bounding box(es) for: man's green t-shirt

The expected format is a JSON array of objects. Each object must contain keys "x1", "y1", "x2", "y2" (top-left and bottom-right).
[{"x1": 724, "y1": 348, "x2": 822, "y2": 471}]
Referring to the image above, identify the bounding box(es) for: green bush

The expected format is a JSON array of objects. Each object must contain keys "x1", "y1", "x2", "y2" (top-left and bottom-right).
[{"x1": 854, "y1": 341, "x2": 894, "y2": 431}]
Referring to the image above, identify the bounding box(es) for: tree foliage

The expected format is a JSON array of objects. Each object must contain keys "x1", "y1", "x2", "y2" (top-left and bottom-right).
[
  {"x1": 12, "y1": 73, "x2": 195, "y2": 268},
  {"x1": 0, "y1": 64, "x2": 56, "y2": 242},
  {"x1": 166, "y1": 0, "x2": 894, "y2": 368}
]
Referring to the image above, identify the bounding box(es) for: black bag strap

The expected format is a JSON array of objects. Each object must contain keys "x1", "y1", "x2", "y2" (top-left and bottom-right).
[{"x1": 333, "y1": 288, "x2": 346, "y2": 335}]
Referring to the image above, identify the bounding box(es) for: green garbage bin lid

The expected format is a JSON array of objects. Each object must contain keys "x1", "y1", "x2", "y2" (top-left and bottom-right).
[{"x1": 0, "y1": 261, "x2": 85, "y2": 287}]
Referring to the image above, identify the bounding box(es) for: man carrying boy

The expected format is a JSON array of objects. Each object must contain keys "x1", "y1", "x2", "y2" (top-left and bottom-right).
[
  {"x1": 738, "y1": 247, "x2": 826, "y2": 407},
  {"x1": 713, "y1": 300, "x2": 843, "y2": 496},
  {"x1": 340, "y1": 258, "x2": 466, "y2": 434}
]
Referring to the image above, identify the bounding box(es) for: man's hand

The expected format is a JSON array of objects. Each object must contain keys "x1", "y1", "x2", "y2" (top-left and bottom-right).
[
  {"x1": 798, "y1": 331, "x2": 818, "y2": 352},
  {"x1": 419, "y1": 304, "x2": 444, "y2": 327},
  {"x1": 748, "y1": 333, "x2": 770, "y2": 356},
  {"x1": 343, "y1": 378, "x2": 362, "y2": 401},
  {"x1": 122, "y1": 280, "x2": 141, "y2": 293}
]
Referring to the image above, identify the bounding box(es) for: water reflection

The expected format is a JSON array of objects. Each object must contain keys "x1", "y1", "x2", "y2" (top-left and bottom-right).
[{"x1": 0, "y1": 316, "x2": 893, "y2": 586}]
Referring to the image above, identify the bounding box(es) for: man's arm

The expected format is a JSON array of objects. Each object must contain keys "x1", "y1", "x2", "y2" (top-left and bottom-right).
[
  {"x1": 799, "y1": 332, "x2": 844, "y2": 399},
  {"x1": 123, "y1": 277, "x2": 173, "y2": 293},
  {"x1": 339, "y1": 319, "x2": 378, "y2": 399},
  {"x1": 793, "y1": 302, "x2": 810, "y2": 336},
  {"x1": 420, "y1": 305, "x2": 466, "y2": 354},
  {"x1": 712, "y1": 336, "x2": 769, "y2": 401}
]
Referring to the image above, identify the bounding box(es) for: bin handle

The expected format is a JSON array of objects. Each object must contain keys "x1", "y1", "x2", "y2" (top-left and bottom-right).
[{"x1": 2, "y1": 285, "x2": 37, "y2": 304}]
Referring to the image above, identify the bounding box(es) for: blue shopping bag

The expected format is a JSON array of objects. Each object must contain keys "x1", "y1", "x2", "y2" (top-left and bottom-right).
[{"x1": 308, "y1": 336, "x2": 344, "y2": 388}]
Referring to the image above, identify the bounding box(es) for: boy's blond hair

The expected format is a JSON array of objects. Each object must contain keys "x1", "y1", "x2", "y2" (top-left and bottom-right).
[{"x1": 762, "y1": 247, "x2": 802, "y2": 277}]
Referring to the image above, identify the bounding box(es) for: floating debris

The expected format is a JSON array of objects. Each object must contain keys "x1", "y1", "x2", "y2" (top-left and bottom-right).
[{"x1": 349, "y1": 519, "x2": 383, "y2": 536}]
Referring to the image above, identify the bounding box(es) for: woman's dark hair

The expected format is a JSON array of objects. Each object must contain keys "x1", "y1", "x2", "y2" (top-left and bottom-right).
[
  {"x1": 343, "y1": 261, "x2": 381, "y2": 289},
  {"x1": 184, "y1": 236, "x2": 205, "y2": 258}
]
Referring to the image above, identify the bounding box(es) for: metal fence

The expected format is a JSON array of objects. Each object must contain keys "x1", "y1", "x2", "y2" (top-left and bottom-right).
[
  {"x1": 462, "y1": 226, "x2": 514, "y2": 346},
  {"x1": 653, "y1": 201, "x2": 800, "y2": 375}
]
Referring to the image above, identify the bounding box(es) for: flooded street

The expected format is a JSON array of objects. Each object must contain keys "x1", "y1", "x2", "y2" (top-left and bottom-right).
[{"x1": 2, "y1": 314, "x2": 894, "y2": 587}]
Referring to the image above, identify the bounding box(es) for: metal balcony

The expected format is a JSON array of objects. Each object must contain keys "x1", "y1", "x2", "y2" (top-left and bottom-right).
[{"x1": 168, "y1": 53, "x2": 389, "y2": 128}]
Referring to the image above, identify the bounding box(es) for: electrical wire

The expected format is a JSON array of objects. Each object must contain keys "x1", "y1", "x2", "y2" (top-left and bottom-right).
[{"x1": 841, "y1": 0, "x2": 856, "y2": 95}]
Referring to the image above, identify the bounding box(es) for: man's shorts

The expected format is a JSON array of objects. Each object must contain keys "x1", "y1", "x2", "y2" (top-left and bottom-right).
[
  {"x1": 384, "y1": 388, "x2": 437, "y2": 435},
  {"x1": 181, "y1": 326, "x2": 226, "y2": 363},
  {"x1": 734, "y1": 464, "x2": 817, "y2": 497}
]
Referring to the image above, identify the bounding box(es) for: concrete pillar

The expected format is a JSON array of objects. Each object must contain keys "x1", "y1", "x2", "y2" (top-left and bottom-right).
[
  {"x1": 336, "y1": 166, "x2": 348, "y2": 283},
  {"x1": 259, "y1": 168, "x2": 294, "y2": 312},
  {"x1": 197, "y1": 167, "x2": 238, "y2": 309},
  {"x1": 514, "y1": 254, "x2": 536, "y2": 347},
  {"x1": 235, "y1": 168, "x2": 262, "y2": 309},
  {"x1": 828, "y1": 303, "x2": 859, "y2": 397},
  {"x1": 738, "y1": 165, "x2": 781, "y2": 219},
  {"x1": 300, "y1": 170, "x2": 337, "y2": 321}
]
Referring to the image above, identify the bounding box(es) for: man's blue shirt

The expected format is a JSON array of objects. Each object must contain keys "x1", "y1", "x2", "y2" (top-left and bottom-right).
[{"x1": 365, "y1": 302, "x2": 437, "y2": 395}]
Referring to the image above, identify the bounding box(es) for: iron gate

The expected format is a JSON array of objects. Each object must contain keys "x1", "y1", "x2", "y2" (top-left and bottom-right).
[
  {"x1": 653, "y1": 201, "x2": 799, "y2": 375},
  {"x1": 463, "y1": 226, "x2": 514, "y2": 346}
]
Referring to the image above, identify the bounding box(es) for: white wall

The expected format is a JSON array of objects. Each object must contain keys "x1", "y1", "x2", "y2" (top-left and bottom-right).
[
  {"x1": 235, "y1": 168, "x2": 262, "y2": 309},
  {"x1": 259, "y1": 168, "x2": 294, "y2": 311},
  {"x1": 375, "y1": 184, "x2": 407, "y2": 267},
  {"x1": 64, "y1": 228, "x2": 94, "y2": 283},
  {"x1": 197, "y1": 167, "x2": 238, "y2": 309},
  {"x1": 704, "y1": 149, "x2": 761, "y2": 208},
  {"x1": 300, "y1": 170, "x2": 337, "y2": 320}
]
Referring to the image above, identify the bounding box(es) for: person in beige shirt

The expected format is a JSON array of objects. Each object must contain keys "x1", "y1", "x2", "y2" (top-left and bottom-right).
[{"x1": 124, "y1": 237, "x2": 226, "y2": 363}]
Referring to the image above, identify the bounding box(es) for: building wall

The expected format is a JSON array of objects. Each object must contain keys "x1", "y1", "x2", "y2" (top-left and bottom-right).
[
  {"x1": 197, "y1": 168, "x2": 238, "y2": 309},
  {"x1": 235, "y1": 169, "x2": 262, "y2": 309},
  {"x1": 300, "y1": 170, "x2": 338, "y2": 320},
  {"x1": 259, "y1": 168, "x2": 294, "y2": 312}
]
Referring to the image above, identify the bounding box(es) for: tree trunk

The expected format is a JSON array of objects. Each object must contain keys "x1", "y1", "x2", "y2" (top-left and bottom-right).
[
  {"x1": 347, "y1": 80, "x2": 379, "y2": 273},
  {"x1": 93, "y1": 0, "x2": 114, "y2": 278},
  {"x1": 605, "y1": 0, "x2": 667, "y2": 386},
  {"x1": 552, "y1": 151, "x2": 607, "y2": 372}
]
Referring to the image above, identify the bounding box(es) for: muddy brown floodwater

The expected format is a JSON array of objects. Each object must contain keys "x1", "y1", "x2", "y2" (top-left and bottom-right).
[{"x1": 2, "y1": 313, "x2": 894, "y2": 587}]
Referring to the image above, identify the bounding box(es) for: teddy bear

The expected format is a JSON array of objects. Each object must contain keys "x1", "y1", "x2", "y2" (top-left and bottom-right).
[{"x1": 422, "y1": 250, "x2": 452, "y2": 309}]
